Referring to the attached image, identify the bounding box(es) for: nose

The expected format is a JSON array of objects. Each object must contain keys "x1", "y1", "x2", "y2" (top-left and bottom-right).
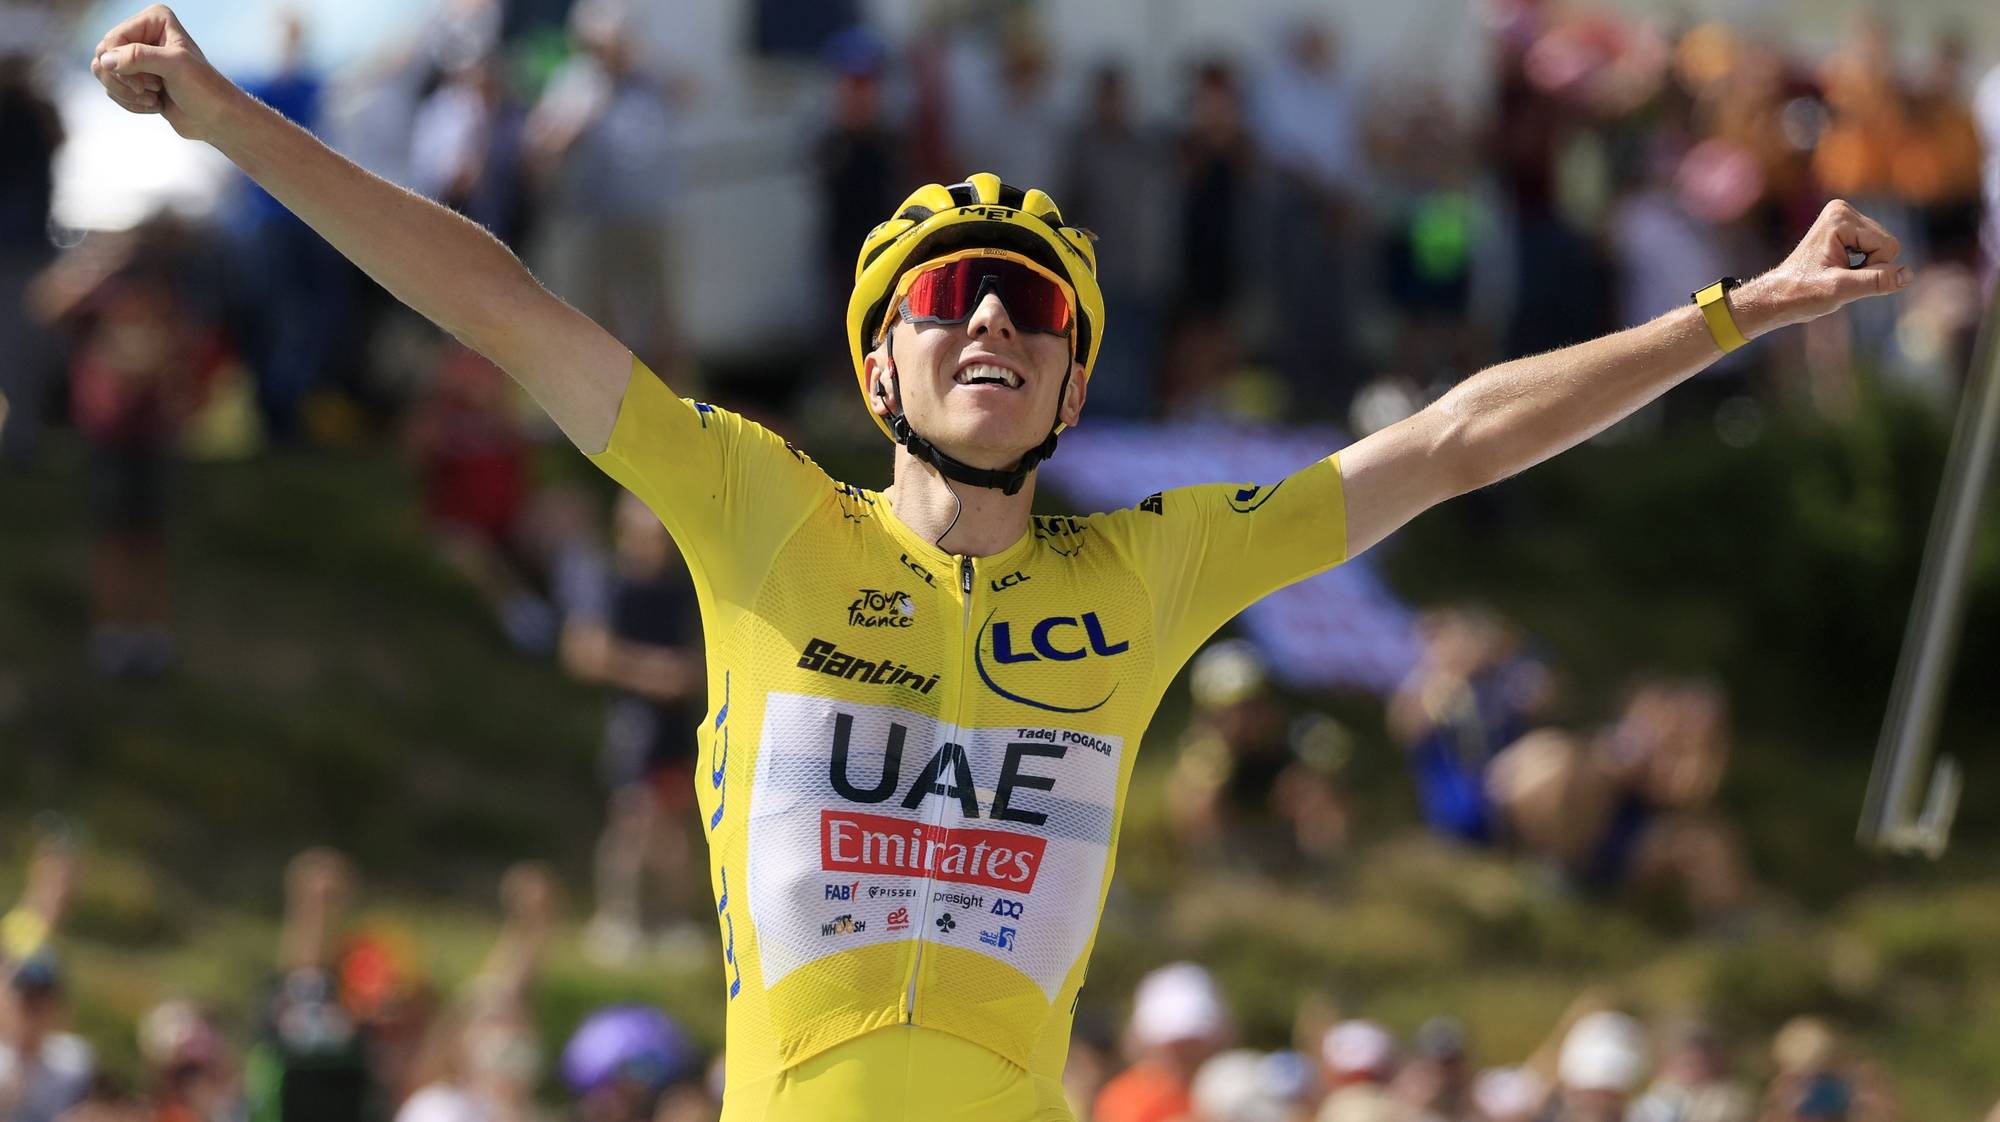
[{"x1": 965, "y1": 291, "x2": 1017, "y2": 341}]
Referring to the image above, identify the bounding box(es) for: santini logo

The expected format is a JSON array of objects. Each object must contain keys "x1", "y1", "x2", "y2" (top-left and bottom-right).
[{"x1": 798, "y1": 639, "x2": 939, "y2": 694}]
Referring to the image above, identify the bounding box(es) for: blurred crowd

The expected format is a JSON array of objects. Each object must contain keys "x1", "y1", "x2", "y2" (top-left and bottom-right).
[
  {"x1": 6, "y1": 0, "x2": 2000, "y2": 1120},
  {"x1": 0, "y1": 838, "x2": 1972, "y2": 1122}
]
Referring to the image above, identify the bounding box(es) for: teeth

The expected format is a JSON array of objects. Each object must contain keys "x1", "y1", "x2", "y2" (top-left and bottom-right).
[{"x1": 955, "y1": 363, "x2": 1021, "y2": 388}]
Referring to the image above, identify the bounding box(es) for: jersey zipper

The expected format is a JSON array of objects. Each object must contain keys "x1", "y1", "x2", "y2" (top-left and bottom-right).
[{"x1": 903, "y1": 554, "x2": 978, "y2": 1024}]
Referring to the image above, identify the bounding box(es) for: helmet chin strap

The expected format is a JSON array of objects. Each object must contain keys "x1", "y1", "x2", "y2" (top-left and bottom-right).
[{"x1": 878, "y1": 334, "x2": 1068, "y2": 498}]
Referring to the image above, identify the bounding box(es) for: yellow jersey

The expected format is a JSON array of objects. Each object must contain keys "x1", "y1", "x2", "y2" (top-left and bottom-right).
[{"x1": 587, "y1": 359, "x2": 1348, "y2": 1120}]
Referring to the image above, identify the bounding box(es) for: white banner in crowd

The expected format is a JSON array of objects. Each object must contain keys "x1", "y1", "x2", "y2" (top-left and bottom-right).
[{"x1": 1043, "y1": 423, "x2": 1420, "y2": 694}]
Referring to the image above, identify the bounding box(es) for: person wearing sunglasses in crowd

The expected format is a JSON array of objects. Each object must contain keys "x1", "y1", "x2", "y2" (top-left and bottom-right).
[{"x1": 89, "y1": 7, "x2": 1915, "y2": 1121}]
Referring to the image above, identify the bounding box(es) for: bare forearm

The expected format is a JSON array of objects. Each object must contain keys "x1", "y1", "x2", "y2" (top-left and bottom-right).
[
  {"x1": 1433, "y1": 278, "x2": 1786, "y2": 495},
  {"x1": 209, "y1": 88, "x2": 531, "y2": 350}
]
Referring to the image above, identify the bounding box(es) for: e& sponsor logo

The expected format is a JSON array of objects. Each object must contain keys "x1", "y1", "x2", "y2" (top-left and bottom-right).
[
  {"x1": 821, "y1": 809, "x2": 1046, "y2": 891},
  {"x1": 887, "y1": 907, "x2": 911, "y2": 931},
  {"x1": 798, "y1": 639, "x2": 939, "y2": 695},
  {"x1": 848, "y1": 589, "x2": 916, "y2": 628}
]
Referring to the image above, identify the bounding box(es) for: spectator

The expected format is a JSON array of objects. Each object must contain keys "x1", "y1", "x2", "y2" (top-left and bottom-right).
[
  {"x1": 30, "y1": 218, "x2": 229, "y2": 678},
  {"x1": 1316, "y1": 1020, "x2": 1402, "y2": 1122},
  {"x1": 812, "y1": 28, "x2": 903, "y2": 325},
  {"x1": 560, "y1": 1006, "x2": 701, "y2": 1122},
  {"x1": 1190, "y1": 1049, "x2": 1312, "y2": 1122},
  {"x1": 1166, "y1": 640, "x2": 1351, "y2": 870},
  {"x1": 1388, "y1": 608, "x2": 1552, "y2": 849},
  {"x1": 138, "y1": 1000, "x2": 241, "y2": 1122},
  {"x1": 405, "y1": 343, "x2": 556, "y2": 654},
  {"x1": 1485, "y1": 679, "x2": 1752, "y2": 923},
  {"x1": 1061, "y1": 61, "x2": 1176, "y2": 419},
  {"x1": 397, "y1": 863, "x2": 555, "y2": 1122},
  {"x1": 1547, "y1": 1011, "x2": 1649, "y2": 1122},
  {"x1": 1631, "y1": 1019, "x2": 1753, "y2": 1122},
  {"x1": 409, "y1": 52, "x2": 534, "y2": 251},
  {"x1": 562, "y1": 493, "x2": 706, "y2": 962},
  {"x1": 229, "y1": 13, "x2": 352, "y2": 442},
  {"x1": 1251, "y1": 20, "x2": 1366, "y2": 420},
  {"x1": 526, "y1": 0, "x2": 686, "y2": 382},
  {"x1": 1893, "y1": 26, "x2": 1986, "y2": 269},
  {"x1": 1162, "y1": 59, "x2": 1257, "y2": 415},
  {"x1": 0, "y1": 41, "x2": 63, "y2": 464},
  {"x1": 951, "y1": 32, "x2": 1064, "y2": 194},
  {"x1": 244, "y1": 849, "x2": 371, "y2": 1122},
  {"x1": 1758, "y1": 1019, "x2": 1896, "y2": 1122},
  {"x1": 0, "y1": 957, "x2": 96, "y2": 1122},
  {"x1": 1471, "y1": 1067, "x2": 1547, "y2": 1122},
  {"x1": 1096, "y1": 963, "x2": 1232, "y2": 1122},
  {"x1": 1392, "y1": 1018, "x2": 1475, "y2": 1122}
]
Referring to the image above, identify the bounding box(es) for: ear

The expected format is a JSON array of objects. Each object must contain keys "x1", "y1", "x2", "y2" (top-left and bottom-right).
[
  {"x1": 863, "y1": 343, "x2": 898, "y2": 418},
  {"x1": 1058, "y1": 361, "x2": 1089, "y2": 428}
]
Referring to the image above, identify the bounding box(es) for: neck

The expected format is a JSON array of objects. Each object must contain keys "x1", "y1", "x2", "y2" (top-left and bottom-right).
[{"x1": 883, "y1": 448, "x2": 1036, "y2": 557}]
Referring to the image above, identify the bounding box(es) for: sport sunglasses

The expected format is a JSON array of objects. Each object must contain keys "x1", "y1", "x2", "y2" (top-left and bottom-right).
[{"x1": 888, "y1": 249, "x2": 1075, "y2": 339}]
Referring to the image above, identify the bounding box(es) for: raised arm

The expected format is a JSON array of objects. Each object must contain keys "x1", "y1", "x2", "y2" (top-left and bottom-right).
[
  {"x1": 1338, "y1": 199, "x2": 1909, "y2": 556},
  {"x1": 91, "y1": 5, "x2": 632, "y2": 452}
]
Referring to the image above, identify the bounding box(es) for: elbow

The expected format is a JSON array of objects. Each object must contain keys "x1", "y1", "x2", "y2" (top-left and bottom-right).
[{"x1": 1425, "y1": 393, "x2": 1494, "y2": 501}]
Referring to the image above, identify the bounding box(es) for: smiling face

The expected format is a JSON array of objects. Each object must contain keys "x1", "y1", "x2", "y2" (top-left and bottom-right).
[{"x1": 864, "y1": 288, "x2": 1088, "y2": 470}]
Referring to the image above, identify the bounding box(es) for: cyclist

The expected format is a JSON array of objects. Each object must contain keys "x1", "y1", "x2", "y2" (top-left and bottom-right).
[{"x1": 91, "y1": 7, "x2": 1912, "y2": 1120}]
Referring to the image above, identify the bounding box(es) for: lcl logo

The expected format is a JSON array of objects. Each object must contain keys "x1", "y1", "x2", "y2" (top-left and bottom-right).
[{"x1": 975, "y1": 611, "x2": 1129, "y2": 714}]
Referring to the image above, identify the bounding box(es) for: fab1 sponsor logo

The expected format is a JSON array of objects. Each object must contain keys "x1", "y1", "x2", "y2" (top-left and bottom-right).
[
  {"x1": 798, "y1": 639, "x2": 939, "y2": 695},
  {"x1": 886, "y1": 907, "x2": 911, "y2": 931},
  {"x1": 824, "y1": 882, "x2": 860, "y2": 901},
  {"x1": 979, "y1": 926, "x2": 1018, "y2": 950},
  {"x1": 821, "y1": 809, "x2": 1046, "y2": 891},
  {"x1": 820, "y1": 914, "x2": 866, "y2": 936},
  {"x1": 848, "y1": 589, "x2": 916, "y2": 628}
]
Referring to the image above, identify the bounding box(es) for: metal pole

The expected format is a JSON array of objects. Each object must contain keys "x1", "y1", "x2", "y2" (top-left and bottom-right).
[{"x1": 1857, "y1": 270, "x2": 2000, "y2": 856}]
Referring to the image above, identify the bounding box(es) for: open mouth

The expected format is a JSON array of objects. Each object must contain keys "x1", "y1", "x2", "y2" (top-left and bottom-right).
[{"x1": 953, "y1": 363, "x2": 1024, "y2": 389}]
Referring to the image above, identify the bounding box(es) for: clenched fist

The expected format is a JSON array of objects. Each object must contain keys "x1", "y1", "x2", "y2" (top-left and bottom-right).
[
  {"x1": 1737, "y1": 198, "x2": 1912, "y2": 338},
  {"x1": 91, "y1": 5, "x2": 237, "y2": 144}
]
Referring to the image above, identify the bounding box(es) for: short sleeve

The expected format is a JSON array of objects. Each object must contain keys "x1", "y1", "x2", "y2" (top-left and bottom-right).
[
  {"x1": 1096, "y1": 455, "x2": 1348, "y2": 690},
  {"x1": 586, "y1": 358, "x2": 829, "y2": 611}
]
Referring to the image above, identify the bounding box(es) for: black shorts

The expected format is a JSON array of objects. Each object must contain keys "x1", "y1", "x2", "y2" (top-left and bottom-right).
[{"x1": 87, "y1": 443, "x2": 170, "y2": 536}]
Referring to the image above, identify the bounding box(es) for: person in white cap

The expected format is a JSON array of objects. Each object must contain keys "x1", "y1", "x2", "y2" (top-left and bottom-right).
[
  {"x1": 1316, "y1": 1020, "x2": 1403, "y2": 1122},
  {"x1": 1096, "y1": 963, "x2": 1232, "y2": 1122},
  {"x1": 1550, "y1": 1011, "x2": 1650, "y2": 1122}
]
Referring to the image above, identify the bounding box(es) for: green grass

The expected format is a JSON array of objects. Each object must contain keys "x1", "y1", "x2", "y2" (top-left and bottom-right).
[{"x1": 2, "y1": 394, "x2": 1997, "y2": 1115}]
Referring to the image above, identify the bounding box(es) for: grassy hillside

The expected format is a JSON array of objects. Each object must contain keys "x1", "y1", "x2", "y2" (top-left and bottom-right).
[{"x1": 1, "y1": 394, "x2": 1995, "y2": 1115}]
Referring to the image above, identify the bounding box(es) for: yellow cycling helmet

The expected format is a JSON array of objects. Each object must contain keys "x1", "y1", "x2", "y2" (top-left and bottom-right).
[{"x1": 846, "y1": 173, "x2": 1105, "y2": 494}]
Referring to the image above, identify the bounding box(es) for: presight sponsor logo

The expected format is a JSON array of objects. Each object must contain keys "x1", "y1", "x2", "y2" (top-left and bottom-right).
[
  {"x1": 848, "y1": 589, "x2": 916, "y2": 628},
  {"x1": 932, "y1": 889, "x2": 983, "y2": 911},
  {"x1": 820, "y1": 809, "x2": 1046, "y2": 891},
  {"x1": 797, "y1": 639, "x2": 939, "y2": 694}
]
